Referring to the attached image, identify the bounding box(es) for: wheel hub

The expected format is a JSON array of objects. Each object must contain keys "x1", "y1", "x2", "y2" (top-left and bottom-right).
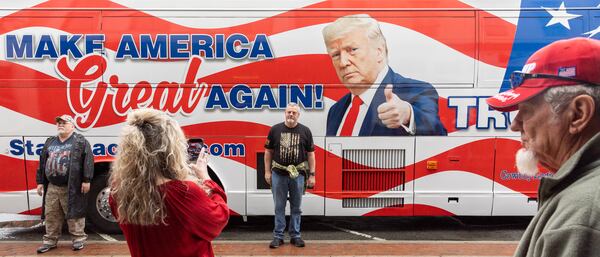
[{"x1": 96, "y1": 187, "x2": 117, "y2": 222}]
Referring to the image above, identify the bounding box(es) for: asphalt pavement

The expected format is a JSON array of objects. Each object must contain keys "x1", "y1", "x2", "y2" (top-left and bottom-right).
[
  {"x1": 0, "y1": 215, "x2": 531, "y2": 242},
  {"x1": 0, "y1": 215, "x2": 530, "y2": 256}
]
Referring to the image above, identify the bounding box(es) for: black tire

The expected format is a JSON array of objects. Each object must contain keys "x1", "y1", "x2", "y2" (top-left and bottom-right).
[{"x1": 87, "y1": 172, "x2": 121, "y2": 234}]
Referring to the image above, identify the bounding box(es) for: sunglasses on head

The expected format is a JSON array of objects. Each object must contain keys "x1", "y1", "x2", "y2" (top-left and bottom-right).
[{"x1": 510, "y1": 71, "x2": 596, "y2": 89}]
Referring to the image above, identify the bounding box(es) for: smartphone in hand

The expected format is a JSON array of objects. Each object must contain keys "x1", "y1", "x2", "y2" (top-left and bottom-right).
[{"x1": 187, "y1": 138, "x2": 205, "y2": 162}]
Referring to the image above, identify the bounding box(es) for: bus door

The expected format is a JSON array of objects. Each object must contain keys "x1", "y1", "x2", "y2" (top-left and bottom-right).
[
  {"x1": 0, "y1": 137, "x2": 33, "y2": 214},
  {"x1": 325, "y1": 137, "x2": 414, "y2": 216}
]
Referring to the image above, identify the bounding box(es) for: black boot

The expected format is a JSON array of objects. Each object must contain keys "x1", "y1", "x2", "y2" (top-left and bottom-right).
[
  {"x1": 290, "y1": 237, "x2": 305, "y2": 247},
  {"x1": 269, "y1": 238, "x2": 284, "y2": 248}
]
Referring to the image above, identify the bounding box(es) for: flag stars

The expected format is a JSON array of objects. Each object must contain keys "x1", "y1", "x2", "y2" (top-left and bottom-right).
[
  {"x1": 584, "y1": 25, "x2": 600, "y2": 38},
  {"x1": 542, "y1": 2, "x2": 581, "y2": 30}
]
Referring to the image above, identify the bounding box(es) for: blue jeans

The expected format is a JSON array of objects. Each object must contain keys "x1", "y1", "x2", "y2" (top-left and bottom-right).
[{"x1": 271, "y1": 171, "x2": 304, "y2": 239}]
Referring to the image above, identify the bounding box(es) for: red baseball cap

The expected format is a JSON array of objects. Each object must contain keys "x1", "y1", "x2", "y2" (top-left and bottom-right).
[{"x1": 487, "y1": 37, "x2": 600, "y2": 112}]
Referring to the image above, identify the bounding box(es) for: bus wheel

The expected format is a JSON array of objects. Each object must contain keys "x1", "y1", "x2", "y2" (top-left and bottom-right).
[{"x1": 87, "y1": 173, "x2": 121, "y2": 234}]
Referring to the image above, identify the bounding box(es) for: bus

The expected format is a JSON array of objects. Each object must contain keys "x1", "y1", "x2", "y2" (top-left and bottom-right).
[{"x1": 1, "y1": 0, "x2": 598, "y2": 233}]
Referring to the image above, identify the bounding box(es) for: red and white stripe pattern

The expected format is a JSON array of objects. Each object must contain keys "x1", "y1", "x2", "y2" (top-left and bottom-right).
[{"x1": 0, "y1": 0, "x2": 537, "y2": 216}]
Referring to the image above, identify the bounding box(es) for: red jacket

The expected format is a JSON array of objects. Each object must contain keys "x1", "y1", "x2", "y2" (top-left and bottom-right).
[{"x1": 110, "y1": 180, "x2": 229, "y2": 257}]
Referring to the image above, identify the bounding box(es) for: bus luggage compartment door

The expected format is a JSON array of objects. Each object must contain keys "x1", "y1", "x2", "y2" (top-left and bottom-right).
[
  {"x1": 325, "y1": 137, "x2": 414, "y2": 216},
  {"x1": 414, "y1": 137, "x2": 494, "y2": 216}
]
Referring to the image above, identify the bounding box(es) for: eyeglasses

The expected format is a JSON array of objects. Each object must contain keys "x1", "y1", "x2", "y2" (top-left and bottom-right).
[{"x1": 510, "y1": 71, "x2": 595, "y2": 89}]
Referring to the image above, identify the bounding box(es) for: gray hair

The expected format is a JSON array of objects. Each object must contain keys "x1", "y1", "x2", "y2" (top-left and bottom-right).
[
  {"x1": 286, "y1": 102, "x2": 300, "y2": 111},
  {"x1": 544, "y1": 84, "x2": 600, "y2": 114},
  {"x1": 322, "y1": 14, "x2": 388, "y2": 58}
]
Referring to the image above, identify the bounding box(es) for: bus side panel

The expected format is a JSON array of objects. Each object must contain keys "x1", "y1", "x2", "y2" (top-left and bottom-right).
[
  {"x1": 195, "y1": 136, "x2": 248, "y2": 216},
  {"x1": 22, "y1": 137, "x2": 48, "y2": 215},
  {"x1": 245, "y1": 136, "x2": 325, "y2": 216},
  {"x1": 0, "y1": 137, "x2": 32, "y2": 214},
  {"x1": 414, "y1": 137, "x2": 494, "y2": 216},
  {"x1": 492, "y1": 137, "x2": 539, "y2": 216},
  {"x1": 324, "y1": 137, "x2": 415, "y2": 216}
]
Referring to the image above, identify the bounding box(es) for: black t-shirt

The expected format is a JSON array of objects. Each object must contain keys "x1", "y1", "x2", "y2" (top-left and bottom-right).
[
  {"x1": 265, "y1": 122, "x2": 314, "y2": 176},
  {"x1": 45, "y1": 135, "x2": 75, "y2": 186}
]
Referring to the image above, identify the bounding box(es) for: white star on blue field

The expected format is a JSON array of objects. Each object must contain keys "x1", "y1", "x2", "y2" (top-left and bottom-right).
[{"x1": 499, "y1": 0, "x2": 600, "y2": 92}]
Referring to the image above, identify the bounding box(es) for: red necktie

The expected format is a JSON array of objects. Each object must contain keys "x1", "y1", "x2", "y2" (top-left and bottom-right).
[{"x1": 339, "y1": 96, "x2": 363, "y2": 136}]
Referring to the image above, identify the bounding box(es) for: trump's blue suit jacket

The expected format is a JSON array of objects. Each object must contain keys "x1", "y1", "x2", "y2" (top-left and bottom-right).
[{"x1": 326, "y1": 68, "x2": 447, "y2": 136}]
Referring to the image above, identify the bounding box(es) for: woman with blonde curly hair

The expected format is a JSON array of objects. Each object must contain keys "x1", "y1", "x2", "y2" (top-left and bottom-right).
[{"x1": 109, "y1": 108, "x2": 228, "y2": 257}]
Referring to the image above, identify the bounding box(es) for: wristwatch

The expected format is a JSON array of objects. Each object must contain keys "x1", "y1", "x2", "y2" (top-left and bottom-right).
[{"x1": 309, "y1": 172, "x2": 316, "y2": 176}]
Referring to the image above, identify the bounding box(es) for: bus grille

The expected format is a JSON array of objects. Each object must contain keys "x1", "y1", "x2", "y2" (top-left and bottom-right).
[
  {"x1": 342, "y1": 197, "x2": 404, "y2": 208},
  {"x1": 342, "y1": 171, "x2": 405, "y2": 191},
  {"x1": 342, "y1": 149, "x2": 405, "y2": 192},
  {"x1": 342, "y1": 149, "x2": 405, "y2": 169}
]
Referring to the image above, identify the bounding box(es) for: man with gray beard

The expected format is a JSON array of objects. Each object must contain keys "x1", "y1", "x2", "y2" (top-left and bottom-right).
[
  {"x1": 487, "y1": 37, "x2": 600, "y2": 257},
  {"x1": 264, "y1": 103, "x2": 316, "y2": 248},
  {"x1": 36, "y1": 115, "x2": 94, "y2": 253}
]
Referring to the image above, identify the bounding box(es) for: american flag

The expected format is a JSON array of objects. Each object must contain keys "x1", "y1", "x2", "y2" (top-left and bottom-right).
[{"x1": 500, "y1": 0, "x2": 600, "y2": 91}]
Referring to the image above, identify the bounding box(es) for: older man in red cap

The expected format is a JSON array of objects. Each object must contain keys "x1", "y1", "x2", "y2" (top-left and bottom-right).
[
  {"x1": 487, "y1": 37, "x2": 600, "y2": 257},
  {"x1": 35, "y1": 115, "x2": 94, "y2": 253}
]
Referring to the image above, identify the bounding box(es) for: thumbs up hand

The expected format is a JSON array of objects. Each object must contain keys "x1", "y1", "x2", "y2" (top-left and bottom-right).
[{"x1": 377, "y1": 84, "x2": 412, "y2": 128}]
